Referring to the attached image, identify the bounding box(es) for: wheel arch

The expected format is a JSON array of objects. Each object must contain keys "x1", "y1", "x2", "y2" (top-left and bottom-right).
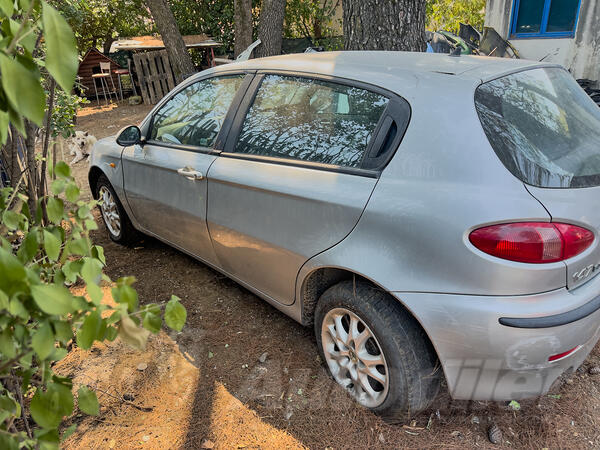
[
  {"x1": 88, "y1": 166, "x2": 105, "y2": 200},
  {"x1": 299, "y1": 265, "x2": 432, "y2": 336},
  {"x1": 298, "y1": 265, "x2": 445, "y2": 381}
]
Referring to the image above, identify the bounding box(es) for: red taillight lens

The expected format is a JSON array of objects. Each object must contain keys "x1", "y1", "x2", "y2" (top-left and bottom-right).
[{"x1": 469, "y1": 222, "x2": 594, "y2": 263}]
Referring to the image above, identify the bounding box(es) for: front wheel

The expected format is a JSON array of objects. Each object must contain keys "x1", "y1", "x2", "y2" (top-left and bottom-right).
[
  {"x1": 315, "y1": 280, "x2": 441, "y2": 420},
  {"x1": 95, "y1": 175, "x2": 138, "y2": 245}
]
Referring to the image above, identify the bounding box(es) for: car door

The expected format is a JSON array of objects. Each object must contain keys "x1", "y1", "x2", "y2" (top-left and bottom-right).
[
  {"x1": 206, "y1": 73, "x2": 409, "y2": 305},
  {"x1": 122, "y1": 73, "x2": 252, "y2": 264}
]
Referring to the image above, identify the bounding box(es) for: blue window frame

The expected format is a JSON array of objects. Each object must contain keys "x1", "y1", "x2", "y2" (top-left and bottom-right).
[{"x1": 510, "y1": 0, "x2": 582, "y2": 39}]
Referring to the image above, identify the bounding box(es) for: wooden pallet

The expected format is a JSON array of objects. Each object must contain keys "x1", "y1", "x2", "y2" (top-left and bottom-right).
[{"x1": 133, "y1": 50, "x2": 176, "y2": 104}]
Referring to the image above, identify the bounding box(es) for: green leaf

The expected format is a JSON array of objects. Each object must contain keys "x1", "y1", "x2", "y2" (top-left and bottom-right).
[
  {"x1": 81, "y1": 257, "x2": 102, "y2": 285},
  {"x1": 142, "y1": 312, "x2": 161, "y2": 334},
  {"x1": 0, "y1": 0, "x2": 13, "y2": 18},
  {"x1": 0, "y1": 247, "x2": 26, "y2": 291},
  {"x1": 87, "y1": 282, "x2": 102, "y2": 306},
  {"x1": 0, "y1": 53, "x2": 45, "y2": 125},
  {"x1": 112, "y1": 285, "x2": 138, "y2": 312},
  {"x1": 77, "y1": 204, "x2": 90, "y2": 219},
  {"x1": 16, "y1": 229, "x2": 38, "y2": 263},
  {"x1": 91, "y1": 245, "x2": 105, "y2": 264},
  {"x1": 32, "y1": 321, "x2": 54, "y2": 360},
  {"x1": 52, "y1": 320, "x2": 73, "y2": 343},
  {"x1": 54, "y1": 161, "x2": 70, "y2": 179},
  {"x1": 42, "y1": 1, "x2": 78, "y2": 93},
  {"x1": 0, "y1": 110, "x2": 9, "y2": 146},
  {"x1": 62, "y1": 259, "x2": 83, "y2": 283},
  {"x1": 77, "y1": 385, "x2": 99, "y2": 416},
  {"x1": 85, "y1": 219, "x2": 98, "y2": 231},
  {"x1": 50, "y1": 178, "x2": 65, "y2": 195},
  {"x1": 61, "y1": 424, "x2": 77, "y2": 442},
  {"x1": 46, "y1": 197, "x2": 64, "y2": 224},
  {"x1": 68, "y1": 237, "x2": 90, "y2": 256},
  {"x1": 0, "y1": 290, "x2": 8, "y2": 310},
  {"x1": 30, "y1": 383, "x2": 74, "y2": 429},
  {"x1": 65, "y1": 183, "x2": 80, "y2": 203},
  {"x1": 43, "y1": 229, "x2": 61, "y2": 261},
  {"x1": 118, "y1": 313, "x2": 149, "y2": 350},
  {"x1": 76, "y1": 310, "x2": 102, "y2": 350},
  {"x1": 2, "y1": 209, "x2": 20, "y2": 230},
  {"x1": 104, "y1": 325, "x2": 118, "y2": 341},
  {"x1": 164, "y1": 296, "x2": 186, "y2": 332},
  {"x1": 0, "y1": 328, "x2": 15, "y2": 358},
  {"x1": 31, "y1": 284, "x2": 76, "y2": 315},
  {"x1": 9, "y1": 298, "x2": 28, "y2": 320}
]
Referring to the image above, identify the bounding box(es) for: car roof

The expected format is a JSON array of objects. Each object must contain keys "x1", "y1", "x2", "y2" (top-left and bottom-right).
[{"x1": 212, "y1": 51, "x2": 558, "y2": 83}]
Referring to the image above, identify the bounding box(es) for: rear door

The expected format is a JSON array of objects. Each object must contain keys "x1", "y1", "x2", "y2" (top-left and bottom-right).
[
  {"x1": 206, "y1": 73, "x2": 410, "y2": 305},
  {"x1": 122, "y1": 73, "x2": 252, "y2": 265},
  {"x1": 474, "y1": 67, "x2": 600, "y2": 289}
]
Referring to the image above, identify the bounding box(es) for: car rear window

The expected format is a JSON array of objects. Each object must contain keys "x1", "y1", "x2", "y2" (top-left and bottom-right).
[{"x1": 475, "y1": 67, "x2": 600, "y2": 188}]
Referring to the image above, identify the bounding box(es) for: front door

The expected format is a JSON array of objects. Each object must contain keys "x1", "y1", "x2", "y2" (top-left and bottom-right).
[
  {"x1": 207, "y1": 74, "x2": 399, "y2": 305},
  {"x1": 122, "y1": 74, "x2": 248, "y2": 264}
]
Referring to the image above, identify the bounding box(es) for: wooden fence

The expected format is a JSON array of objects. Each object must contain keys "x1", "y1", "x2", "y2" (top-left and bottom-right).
[{"x1": 132, "y1": 50, "x2": 176, "y2": 104}]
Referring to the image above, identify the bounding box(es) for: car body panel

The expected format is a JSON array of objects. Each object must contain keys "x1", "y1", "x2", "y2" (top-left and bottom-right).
[
  {"x1": 297, "y1": 74, "x2": 563, "y2": 297},
  {"x1": 526, "y1": 185, "x2": 600, "y2": 290},
  {"x1": 207, "y1": 156, "x2": 377, "y2": 305},
  {"x1": 121, "y1": 143, "x2": 219, "y2": 265},
  {"x1": 393, "y1": 272, "x2": 600, "y2": 400}
]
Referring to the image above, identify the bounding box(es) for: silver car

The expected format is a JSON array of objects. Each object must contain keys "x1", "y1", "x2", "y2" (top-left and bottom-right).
[{"x1": 89, "y1": 52, "x2": 600, "y2": 419}]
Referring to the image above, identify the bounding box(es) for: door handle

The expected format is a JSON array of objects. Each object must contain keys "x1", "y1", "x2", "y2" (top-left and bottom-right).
[{"x1": 177, "y1": 167, "x2": 204, "y2": 181}]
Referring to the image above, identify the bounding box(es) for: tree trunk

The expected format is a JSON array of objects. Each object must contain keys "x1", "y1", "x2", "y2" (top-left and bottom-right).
[
  {"x1": 103, "y1": 35, "x2": 115, "y2": 55},
  {"x1": 255, "y1": 0, "x2": 286, "y2": 58},
  {"x1": 343, "y1": 0, "x2": 426, "y2": 52},
  {"x1": 24, "y1": 120, "x2": 38, "y2": 215},
  {"x1": 146, "y1": 0, "x2": 196, "y2": 81},
  {"x1": 234, "y1": 0, "x2": 253, "y2": 58}
]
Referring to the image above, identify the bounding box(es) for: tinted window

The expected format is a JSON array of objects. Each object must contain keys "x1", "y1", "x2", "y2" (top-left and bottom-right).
[
  {"x1": 475, "y1": 68, "x2": 600, "y2": 188},
  {"x1": 234, "y1": 75, "x2": 389, "y2": 168},
  {"x1": 547, "y1": 0, "x2": 580, "y2": 32},
  {"x1": 515, "y1": 0, "x2": 545, "y2": 34},
  {"x1": 150, "y1": 75, "x2": 244, "y2": 147}
]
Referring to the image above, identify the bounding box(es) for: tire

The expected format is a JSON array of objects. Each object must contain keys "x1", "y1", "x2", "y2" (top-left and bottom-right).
[
  {"x1": 315, "y1": 280, "x2": 441, "y2": 420},
  {"x1": 94, "y1": 175, "x2": 138, "y2": 245}
]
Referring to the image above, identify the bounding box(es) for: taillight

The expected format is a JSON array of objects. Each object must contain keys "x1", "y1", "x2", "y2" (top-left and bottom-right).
[{"x1": 469, "y1": 222, "x2": 594, "y2": 263}]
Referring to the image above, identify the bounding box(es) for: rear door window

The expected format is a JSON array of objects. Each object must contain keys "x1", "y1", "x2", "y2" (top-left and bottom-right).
[
  {"x1": 233, "y1": 75, "x2": 389, "y2": 168},
  {"x1": 475, "y1": 67, "x2": 600, "y2": 188},
  {"x1": 150, "y1": 75, "x2": 245, "y2": 148}
]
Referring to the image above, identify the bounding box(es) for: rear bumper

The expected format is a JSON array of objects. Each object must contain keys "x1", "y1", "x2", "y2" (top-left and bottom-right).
[{"x1": 393, "y1": 274, "x2": 600, "y2": 401}]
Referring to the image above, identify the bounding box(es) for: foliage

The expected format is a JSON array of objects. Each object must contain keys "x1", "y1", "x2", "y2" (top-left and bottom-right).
[
  {"x1": 426, "y1": 0, "x2": 486, "y2": 34},
  {"x1": 0, "y1": 3, "x2": 186, "y2": 448},
  {"x1": 0, "y1": 164, "x2": 187, "y2": 449},
  {"x1": 52, "y1": 0, "x2": 152, "y2": 53},
  {"x1": 0, "y1": 0, "x2": 78, "y2": 144},
  {"x1": 169, "y1": 0, "x2": 236, "y2": 53},
  {"x1": 47, "y1": 83, "x2": 89, "y2": 139},
  {"x1": 284, "y1": 0, "x2": 341, "y2": 42}
]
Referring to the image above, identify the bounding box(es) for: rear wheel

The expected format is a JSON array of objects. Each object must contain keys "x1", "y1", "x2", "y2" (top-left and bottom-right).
[
  {"x1": 315, "y1": 280, "x2": 441, "y2": 420},
  {"x1": 95, "y1": 175, "x2": 138, "y2": 245}
]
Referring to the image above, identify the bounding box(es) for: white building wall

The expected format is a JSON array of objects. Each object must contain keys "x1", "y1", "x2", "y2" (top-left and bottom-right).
[{"x1": 484, "y1": 0, "x2": 600, "y2": 81}]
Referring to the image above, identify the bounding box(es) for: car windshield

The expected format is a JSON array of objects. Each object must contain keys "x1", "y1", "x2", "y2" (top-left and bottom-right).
[{"x1": 475, "y1": 67, "x2": 600, "y2": 188}]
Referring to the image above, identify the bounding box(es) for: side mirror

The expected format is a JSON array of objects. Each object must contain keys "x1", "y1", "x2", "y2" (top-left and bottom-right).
[{"x1": 116, "y1": 125, "x2": 142, "y2": 146}]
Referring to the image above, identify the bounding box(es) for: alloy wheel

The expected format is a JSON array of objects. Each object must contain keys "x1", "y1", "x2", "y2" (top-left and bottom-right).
[
  {"x1": 98, "y1": 186, "x2": 121, "y2": 238},
  {"x1": 321, "y1": 307, "x2": 389, "y2": 408}
]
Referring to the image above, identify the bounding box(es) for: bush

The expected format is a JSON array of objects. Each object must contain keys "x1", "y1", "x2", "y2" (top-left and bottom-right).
[{"x1": 0, "y1": 162, "x2": 186, "y2": 449}]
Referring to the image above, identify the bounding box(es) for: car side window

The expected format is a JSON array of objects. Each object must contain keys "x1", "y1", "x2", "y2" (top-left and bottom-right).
[
  {"x1": 150, "y1": 75, "x2": 245, "y2": 148},
  {"x1": 234, "y1": 75, "x2": 389, "y2": 168}
]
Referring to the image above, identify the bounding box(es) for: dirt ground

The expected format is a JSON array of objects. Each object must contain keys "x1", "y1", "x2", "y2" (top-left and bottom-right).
[{"x1": 57, "y1": 101, "x2": 600, "y2": 449}]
